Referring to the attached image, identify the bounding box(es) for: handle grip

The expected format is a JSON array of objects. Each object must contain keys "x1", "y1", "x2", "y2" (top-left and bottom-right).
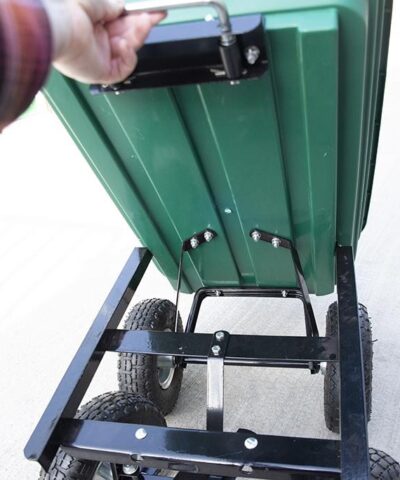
[{"x1": 124, "y1": 0, "x2": 235, "y2": 46}]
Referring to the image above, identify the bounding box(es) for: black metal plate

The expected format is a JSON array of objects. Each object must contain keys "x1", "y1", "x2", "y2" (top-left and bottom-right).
[{"x1": 91, "y1": 14, "x2": 267, "y2": 93}]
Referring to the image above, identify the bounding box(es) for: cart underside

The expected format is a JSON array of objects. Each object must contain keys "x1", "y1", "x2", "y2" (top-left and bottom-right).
[{"x1": 25, "y1": 234, "x2": 371, "y2": 480}]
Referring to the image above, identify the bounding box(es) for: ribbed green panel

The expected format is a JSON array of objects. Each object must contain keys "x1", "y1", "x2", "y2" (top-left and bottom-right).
[{"x1": 44, "y1": 0, "x2": 391, "y2": 295}]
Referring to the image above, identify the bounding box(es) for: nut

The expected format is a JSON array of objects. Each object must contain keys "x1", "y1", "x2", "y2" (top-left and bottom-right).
[
  {"x1": 212, "y1": 345, "x2": 221, "y2": 356},
  {"x1": 190, "y1": 237, "x2": 199, "y2": 249},
  {"x1": 204, "y1": 230, "x2": 214, "y2": 242},
  {"x1": 271, "y1": 237, "x2": 281, "y2": 248}
]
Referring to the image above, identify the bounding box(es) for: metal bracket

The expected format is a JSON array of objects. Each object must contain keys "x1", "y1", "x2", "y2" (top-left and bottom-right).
[
  {"x1": 249, "y1": 229, "x2": 318, "y2": 339},
  {"x1": 207, "y1": 331, "x2": 229, "y2": 431},
  {"x1": 91, "y1": 14, "x2": 267, "y2": 93},
  {"x1": 174, "y1": 229, "x2": 217, "y2": 331}
]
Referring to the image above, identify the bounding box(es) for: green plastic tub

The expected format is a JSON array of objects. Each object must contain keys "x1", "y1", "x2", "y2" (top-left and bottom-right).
[{"x1": 43, "y1": 0, "x2": 392, "y2": 295}]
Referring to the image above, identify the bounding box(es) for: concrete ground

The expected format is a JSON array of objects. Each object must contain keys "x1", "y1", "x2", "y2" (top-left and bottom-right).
[{"x1": 1, "y1": 7, "x2": 399, "y2": 479}]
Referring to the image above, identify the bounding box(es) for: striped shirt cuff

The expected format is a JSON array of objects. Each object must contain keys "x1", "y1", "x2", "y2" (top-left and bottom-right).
[{"x1": 0, "y1": 0, "x2": 52, "y2": 131}]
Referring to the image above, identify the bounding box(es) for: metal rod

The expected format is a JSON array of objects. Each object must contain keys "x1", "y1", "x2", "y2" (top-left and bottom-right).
[
  {"x1": 289, "y1": 248, "x2": 319, "y2": 337},
  {"x1": 174, "y1": 246, "x2": 185, "y2": 332},
  {"x1": 185, "y1": 287, "x2": 304, "y2": 334},
  {"x1": 124, "y1": 0, "x2": 234, "y2": 45},
  {"x1": 249, "y1": 230, "x2": 319, "y2": 337}
]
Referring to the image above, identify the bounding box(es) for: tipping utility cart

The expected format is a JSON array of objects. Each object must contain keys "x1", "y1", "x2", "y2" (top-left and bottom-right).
[{"x1": 26, "y1": 1, "x2": 398, "y2": 479}]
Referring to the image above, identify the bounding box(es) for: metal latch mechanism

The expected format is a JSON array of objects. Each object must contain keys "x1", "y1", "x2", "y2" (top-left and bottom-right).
[{"x1": 91, "y1": 0, "x2": 267, "y2": 93}]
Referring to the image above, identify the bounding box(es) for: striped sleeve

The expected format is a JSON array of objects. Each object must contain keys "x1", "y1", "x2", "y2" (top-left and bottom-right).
[{"x1": 0, "y1": 0, "x2": 52, "y2": 131}]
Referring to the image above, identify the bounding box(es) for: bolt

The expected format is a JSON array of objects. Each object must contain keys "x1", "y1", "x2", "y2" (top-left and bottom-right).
[
  {"x1": 245, "y1": 46, "x2": 260, "y2": 65},
  {"x1": 204, "y1": 230, "x2": 214, "y2": 242},
  {"x1": 251, "y1": 230, "x2": 261, "y2": 242},
  {"x1": 135, "y1": 428, "x2": 147, "y2": 440},
  {"x1": 271, "y1": 237, "x2": 281, "y2": 248},
  {"x1": 282, "y1": 290, "x2": 288, "y2": 298},
  {"x1": 320, "y1": 362, "x2": 327, "y2": 376},
  {"x1": 190, "y1": 237, "x2": 199, "y2": 249},
  {"x1": 115, "y1": 91, "x2": 121, "y2": 96},
  {"x1": 241, "y1": 464, "x2": 254, "y2": 473},
  {"x1": 215, "y1": 331, "x2": 225, "y2": 342},
  {"x1": 212, "y1": 345, "x2": 221, "y2": 356},
  {"x1": 215, "y1": 290, "x2": 222, "y2": 297},
  {"x1": 244, "y1": 437, "x2": 258, "y2": 450},
  {"x1": 224, "y1": 208, "x2": 232, "y2": 214},
  {"x1": 123, "y1": 464, "x2": 139, "y2": 475}
]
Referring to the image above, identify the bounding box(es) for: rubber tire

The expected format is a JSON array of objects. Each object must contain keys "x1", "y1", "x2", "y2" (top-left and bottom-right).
[
  {"x1": 118, "y1": 299, "x2": 183, "y2": 415},
  {"x1": 39, "y1": 391, "x2": 165, "y2": 479},
  {"x1": 370, "y1": 448, "x2": 400, "y2": 479},
  {"x1": 324, "y1": 302, "x2": 373, "y2": 433}
]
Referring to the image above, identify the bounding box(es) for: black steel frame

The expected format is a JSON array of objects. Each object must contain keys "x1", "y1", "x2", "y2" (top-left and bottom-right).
[{"x1": 25, "y1": 240, "x2": 369, "y2": 480}]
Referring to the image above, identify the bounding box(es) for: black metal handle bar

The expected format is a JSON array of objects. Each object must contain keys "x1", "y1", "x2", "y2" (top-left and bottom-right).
[{"x1": 124, "y1": 0, "x2": 235, "y2": 45}]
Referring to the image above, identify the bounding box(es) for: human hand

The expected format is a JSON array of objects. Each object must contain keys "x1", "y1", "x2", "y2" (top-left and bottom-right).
[{"x1": 44, "y1": 0, "x2": 165, "y2": 84}]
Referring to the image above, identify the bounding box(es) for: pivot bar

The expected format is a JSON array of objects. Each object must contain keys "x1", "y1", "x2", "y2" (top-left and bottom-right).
[
  {"x1": 98, "y1": 330, "x2": 337, "y2": 364},
  {"x1": 58, "y1": 420, "x2": 341, "y2": 479}
]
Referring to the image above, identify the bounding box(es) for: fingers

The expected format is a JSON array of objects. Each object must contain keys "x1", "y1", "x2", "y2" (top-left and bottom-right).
[
  {"x1": 53, "y1": 1, "x2": 165, "y2": 84},
  {"x1": 79, "y1": 0, "x2": 125, "y2": 24},
  {"x1": 108, "y1": 36, "x2": 138, "y2": 82},
  {"x1": 107, "y1": 11, "x2": 166, "y2": 50},
  {"x1": 132, "y1": 11, "x2": 166, "y2": 48}
]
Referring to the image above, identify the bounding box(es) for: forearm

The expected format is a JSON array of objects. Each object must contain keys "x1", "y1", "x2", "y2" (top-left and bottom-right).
[
  {"x1": 0, "y1": 0, "x2": 164, "y2": 131},
  {"x1": 0, "y1": 0, "x2": 52, "y2": 131}
]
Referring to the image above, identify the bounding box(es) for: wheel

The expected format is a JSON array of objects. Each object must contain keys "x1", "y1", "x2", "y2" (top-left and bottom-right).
[
  {"x1": 324, "y1": 302, "x2": 373, "y2": 433},
  {"x1": 118, "y1": 298, "x2": 183, "y2": 415},
  {"x1": 370, "y1": 448, "x2": 400, "y2": 479},
  {"x1": 39, "y1": 391, "x2": 165, "y2": 479}
]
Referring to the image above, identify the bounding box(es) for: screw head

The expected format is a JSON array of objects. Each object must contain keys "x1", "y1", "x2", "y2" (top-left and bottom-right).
[
  {"x1": 204, "y1": 230, "x2": 214, "y2": 242},
  {"x1": 212, "y1": 345, "x2": 221, "y2": 356},
  {"x1": 244, "y1": 437, "x2": 258, "y2": 450},
  {"x1": 135, "y1": 428, "x2": 147, "y2": 440},
  {"x1": 282, "y1": 290, "x2": 288, "y2": 298},
  {"x1": 190, "y1": 237, "x2": 199, "y2": 249},
  {"x1": 230, "y1": 80, "x2": 240, "y2": 86},
  {"x1": 123, "y1": 464, "x2": 139, "y2": 475},
  {"x1": 245, "y1": 46, "x2": 260, "y2": 65},
  {"x1": 215, "y1": 331, "x2": 225, "y2": 342},
  {"x1": 241, "y1": 464, "x2": 254, "y2": 473},
  {"x1": 224, "y1": 208, "x2": 232, "y2": 214},
  {"x1": 251, "y1": 230, "x2": 261, "y2": 242},
  {"x1": 271, "y1": 237, "x2": 281, "y2": 248}
]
